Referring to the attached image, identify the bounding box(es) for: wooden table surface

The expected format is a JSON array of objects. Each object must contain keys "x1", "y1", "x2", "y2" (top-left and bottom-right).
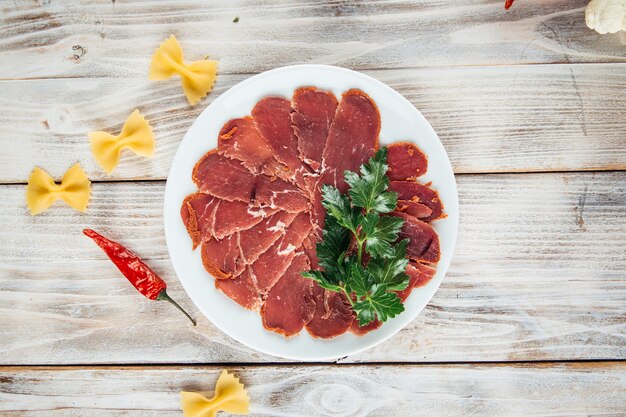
[{"x1": 1, "y1": 1, "x2": 625, "y2": 416}]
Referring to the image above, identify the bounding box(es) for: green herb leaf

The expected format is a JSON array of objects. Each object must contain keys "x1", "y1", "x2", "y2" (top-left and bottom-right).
[
  {"x1": 362, "y1": 213, "x2": 405, "y2": 259},
  {"x1": 345, "y1": 261, "x2": 373, "y2": 297},
  {"x1": 321, "y1": 185, "x2": 359, "y2": 232},
  {"x1": 368, "y1": 239, "x2": 411, "y2": 291},
  {"x1": 301, "y1": 270, "x2": 343, "y2": 293},
  {"x1": 353, "y1": 285, "x2": 405, "y2": 326},
  {"x1": 345, "y1": 148, "x2": 397, "y2": 214},
  {"x1": 316, "y1": 216, "x2": 351, "y2": 275}
]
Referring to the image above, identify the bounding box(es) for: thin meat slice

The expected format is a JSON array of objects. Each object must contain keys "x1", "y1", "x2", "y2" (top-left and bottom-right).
[
  {"x1": 389, "y1": 211, "x2": 440, "y2": 263},
  {"x1": 351, "y1": 262, "x2": 436, "y2": 335},
  {"x1": 396, "y1": 200, "x2": 433, "y2": 220},
  {"x1": 386, "y1": 142, "x2": 428, "y2": 181},
  {"x1": 250, "y1": 212, "x2": 312, "y2": 295},
  {"x1": 396, "y1": 262, "x2": 436, "y2": 300},
  {"x1": 218, "y1": 117, "x2": 287, "y2": 178},
  {"x1": 389, "y1": 181, "x2": 443, "y2": 222},
  {"x1": 252, "y1": 97, "x2": 304, "y2": 176},
  {"x1": 254, "y1": 175, "x2": 309, "y2": 213},
  {"x1": 200, "y1": 211, "x2": 297, "y2": 279},
  {"x1": 261, "y1": 253, "x2": 316, "y2": 336},
  {"x1": 181, "y1": 193, "x2": 275, "y2": 248},
  {"x1": 192, "y1": 150, "x2": 256, "y2": 202},
  {"x1": 306, "y1": 284, "x2": 354, "y2": 339},
  {"x1": 215, "y1": 269, "x2": 261, "y2": 310},
  {"x1": 322, "y1": 89, "x2": 380, "y2": 193},
  {"x1": 292, "y1": 87, "x2": 339, "y2": 171}
]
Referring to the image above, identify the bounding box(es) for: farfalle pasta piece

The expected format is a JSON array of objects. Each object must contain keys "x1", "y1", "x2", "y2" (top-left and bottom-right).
[
  {"x1": 26, "y1": 163, "x2": 91, "y2": 215},
  {"x1": 181, "y1": 370, "x2": 250, "y2": 417},
  {"x1": 149, "y1": 35, "x2": 218, "y2": 105},
  {"x1": 88, "y1": 109, "x2": 155, "y2": 174}
]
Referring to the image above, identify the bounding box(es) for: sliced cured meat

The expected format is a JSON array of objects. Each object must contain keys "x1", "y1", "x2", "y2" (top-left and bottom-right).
[
  {"x1": 252, "y1": 97, "x2": 304, "y2": 176},
  {"x1": 261, "y1": 253, "x2": 316, "y2": 336},
  {"x1": 351, "y1": 262, "x2": 436, "y2": 335},
  {"x1": 292, "y1": 87, "x2": 339, "y2": 171},
  {"x1": 181, "y1": 193, "x2": 275, "y2": 248},
  {"x1": 305, "y1": 284, "x2": 354, "y2": 339},
  {"x1": 215, "y1": 269, "x2": 261, "y2": 310},
  {"x1": 200, "y1": 211, "x2": 297, "y2": 279},
  {"x1": 322, "y1": 89, "x2": 380, "y2": 193},
  {"x1": 389, "y1": 181, "x2": 443, "y2": 222},
  {"x1": 302, "y1": 236, "x2": 320, "y2": 270},
  {"x1": 192, "y1": 150, "x2": 257, "y2": 202},
  {"x1": 386, "y1": 142, "x2": 428, "y2": 181},
  {"x1": 250, "y1": 212, "x2": 312, "y2": 295},
  {"x1": 396, "y1": 262, "x2": 436, "y2": 301},
  {"x1": 388, "y1": 211, "x2": 440, "y2": 263},
  {"x1": 218, "y1": 117, "x2": 287, "y2": 178},
  {"x1": 254, "y1": 175, "x2": 309, "y2": 213},
  {"x1": 349, "y1": 318, "x2": 382, "y2": 335},
  {"x1": 396, "y1": 200, "x2": 433, "y2": 220}
]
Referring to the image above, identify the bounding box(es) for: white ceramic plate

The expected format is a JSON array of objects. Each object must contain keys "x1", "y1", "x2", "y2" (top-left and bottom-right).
[{"x1": 164, "y1": 64, "x2": 458, "y2": 360}]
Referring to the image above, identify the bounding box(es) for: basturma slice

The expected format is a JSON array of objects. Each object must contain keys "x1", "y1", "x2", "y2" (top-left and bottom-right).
[
  {"x1": 305, "y1": 284, "x2": 354, "y2": 339},
  {"x1": 200, "y1": 211, "x2": 297, "y2": 279},
  {"x1": 388, "y1": 211, "x2": 440, "y2": 263},
  {"x1": 396, "y1": 200, "x2": 433, "y2": 220},
  {"x1": 254, "y1": 175, "x2": 309, "y2": 213},
  {"x1": 249, "y1": 212, "x2": 312, "y2": 295},
  {"x1": 386, "y1": 142, "x2": 428, "y2": 181},
  {"x1": 261, "y1": 253, "x2": 316, "y2": 336},
  {"x1": 321, "y1": 89, "x2": 380, "y2": 193},
  {"x1": 292, "y1": 87, "x2": 339, "y2": 172},
  {"x1": 217, "y1": 117, "x2": 287, "y2": 178},
  {"x1": 215, "y1": 269, "x2": 261, "y2": 310},
  {"x1": 192, "y1": 150, "x2": 257, "y2": 202},
  {"x1": 252, "y1": 97, "x2": 305, "y2": 177},
  {"x1": 388, "y1": 181, "x2": 443, "y2": 222},
  {"x1": 181, "y1": 193, "x2": 275, "y2": 248},
  {"x1": 351, "y1": 261, "x2": 436, "y2": 335}
]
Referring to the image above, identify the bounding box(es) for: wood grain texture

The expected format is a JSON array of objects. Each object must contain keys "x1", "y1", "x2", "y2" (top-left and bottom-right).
[
  {"x1": 1, "y1": 0, "x2": 625, "y2": 79},
  {"x1": 1, "y1": 172, "x2": 624, "y2": 364},
  {"x1": 1, "y1": 63, "x2": 624, "y2": 183},
  {"x1": 0, "y1": 363, "x2": 625, "y2": 416}
]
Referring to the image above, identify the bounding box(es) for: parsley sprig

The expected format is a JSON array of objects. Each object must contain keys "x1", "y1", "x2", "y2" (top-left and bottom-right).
[{"x1": 302, "y1": 148, "x2": 410, "y2": 326}]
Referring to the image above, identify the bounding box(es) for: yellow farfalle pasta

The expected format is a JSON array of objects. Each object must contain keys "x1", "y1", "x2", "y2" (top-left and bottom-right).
[
  {"x1": 25, "y1": 163, "x2": 91, "y2": 215},
  {"x1": 88, "y1": 109, "x2": 155, "y2": 174},
  {"x1": 149, "y1": 35, "x2": 218, "y2": 105},
  {"x1": 181, "y1": 370, "x2": 250, "y2": 417}
]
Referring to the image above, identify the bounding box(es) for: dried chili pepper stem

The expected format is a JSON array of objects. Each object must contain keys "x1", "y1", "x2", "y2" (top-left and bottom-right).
[{"x1": 83, "y1": 229, "x2": 196, "y2": 326}]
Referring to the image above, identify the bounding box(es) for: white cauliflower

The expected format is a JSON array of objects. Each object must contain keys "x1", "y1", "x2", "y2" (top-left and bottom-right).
[{"x1": 585, "y1": 0, "x2": 625, "y2": 34}]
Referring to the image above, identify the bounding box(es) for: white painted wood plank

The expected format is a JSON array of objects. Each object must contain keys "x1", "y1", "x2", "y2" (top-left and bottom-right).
[
  {"x1": 1, "y1": 172, "x2": 624, "y2": 364},
  {"x1": 0, "y1": 64, "x2": 624, "y2": 183},
  {"x1": 0, "y1": 363, "x2": 624, "y2": 416},
  {"x1": 1, "y1": 0, "x2": 625, "y2": 79}
]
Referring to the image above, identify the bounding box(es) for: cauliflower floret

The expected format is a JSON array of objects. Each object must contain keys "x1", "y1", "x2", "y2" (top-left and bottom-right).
[{"x1": 585, "y1": 0, "x2": 625, "y2": 34}]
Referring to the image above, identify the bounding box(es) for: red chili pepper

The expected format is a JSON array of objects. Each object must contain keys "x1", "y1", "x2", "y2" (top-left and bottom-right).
[
  {"x1": 505, "y1": 0, "x2": 515, "y2": 10},
  {"x1": 83, "y1": 229, "x2": 196, "y2": 326}
]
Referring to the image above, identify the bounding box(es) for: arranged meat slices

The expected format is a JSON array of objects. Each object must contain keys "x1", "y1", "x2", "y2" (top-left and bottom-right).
[
  {"x1": 192, "y1": 150, "x2": 256, "y2": 202},
  {"x1": 386, "y1": 142, "x2": 428, "y2": 181},
  {"x1": 322, "y1": 89, "x2": 380, "y2": 193},
  {"x1": 389, "y1": 181, "x2": 443, "y2": 222},
  {"x1": 200, "y1": 211, "x2": 297, "y2": 279},
  {"x1": 218, "y1": 117, "x2": 287, "y2": 179},
  {"x1": 292, "y1": 87, "x2": 339, "y2": 171},
  {"x1": 252, "y1": 97, "x2": 306, "y2": 177},
  {"x1": 306, "y1": 284, "x2": 355, "y2": 339},
  {"x1": 181, "y1": 86, "x2": 444, "y2": 339},
  {"x1": 254, "y1": 175, "x2": 309, "y2": 213},
  {"x1": 389, "y1": 211, "x2": 440, "y2": 263},
  {"x1": 261, "y1": 253, "x2": 316, "y2": 336}
]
